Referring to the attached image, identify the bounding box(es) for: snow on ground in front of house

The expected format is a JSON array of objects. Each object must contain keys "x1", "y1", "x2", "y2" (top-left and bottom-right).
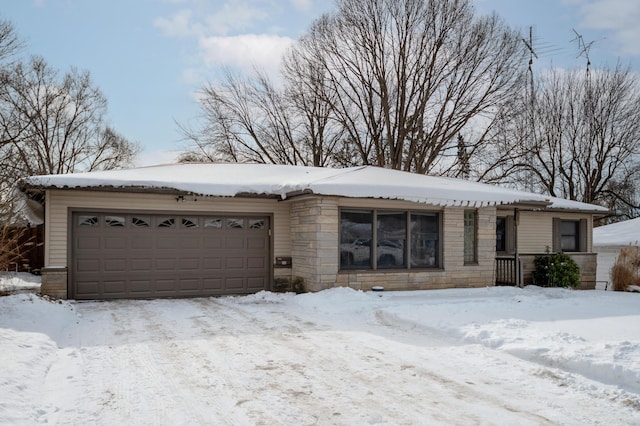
[
  {"x1": 1, "y1": 281, "x2": 639, "y2": 425},
  {"x1": 0, "y1": 272, "x2": 40, "y2": 293}
]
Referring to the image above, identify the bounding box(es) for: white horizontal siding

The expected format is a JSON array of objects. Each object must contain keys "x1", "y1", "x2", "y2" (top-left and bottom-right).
[{"x1": 505, "y1": 210, "x2": 594, "y2": 254}]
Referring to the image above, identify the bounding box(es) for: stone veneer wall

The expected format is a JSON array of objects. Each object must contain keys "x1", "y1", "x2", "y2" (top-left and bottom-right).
[
  {"x1": 290, "y1": 197, "x2": 498, "y2": 292},
  {"x1": 290, "y1": 197, "x2": 341, "y2": 291},
  {"x1": 40, "y1": 266, "x2": 68, "y2": 299}
]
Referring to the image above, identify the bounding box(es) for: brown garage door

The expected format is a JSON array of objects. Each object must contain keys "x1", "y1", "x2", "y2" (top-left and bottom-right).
[{"x1": 71, "y1": 212, "x2": 270, "y2": 299}]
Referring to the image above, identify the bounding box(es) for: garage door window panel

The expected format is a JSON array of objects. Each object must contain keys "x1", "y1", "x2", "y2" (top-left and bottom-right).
[
  {"x1": 249, "y1": 219, "x2": 266, "y2": 229},
  {"x1": 204, "y1": 218, "x2": 222, "y2": 229},
  {"x1": 157, "y1": 217, "x2": 175, "y2": 228},
  {"x1": 78, "y1": 215, "x2": 99, "y2": 227},
  {"x1": 132, "y1": 216, "x2": 150, "y2": 227},
  {"x1": 227, "y1": 218, "x2": 244, "y2": 229},
  {"x1": 181, "y1": 217, "x2": 199, "y2": 228},
  {"x1": 105, "y1": 216, "x2": 126, "y2": 227}
]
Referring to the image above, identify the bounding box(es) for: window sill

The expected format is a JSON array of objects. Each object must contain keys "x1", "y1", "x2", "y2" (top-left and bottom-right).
[{"x1": 339, "y1": 268, "x2": 445, "y2": 274}]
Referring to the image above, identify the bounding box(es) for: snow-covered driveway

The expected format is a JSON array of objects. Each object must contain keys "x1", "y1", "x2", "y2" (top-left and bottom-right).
[{"x1": 1, "y1": 285, "x2": 639, "y2": 425}]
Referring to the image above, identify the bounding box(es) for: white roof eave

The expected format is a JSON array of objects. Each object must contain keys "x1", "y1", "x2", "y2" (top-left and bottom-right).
[{"x1": 17, "y1": 163, "x2": 609, "y2": 214}]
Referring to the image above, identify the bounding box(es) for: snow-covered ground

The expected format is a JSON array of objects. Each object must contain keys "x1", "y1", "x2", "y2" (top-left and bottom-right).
[
  {"x1": 0, "y1": 272, "x2": 41, "y2": 294},
  {"x1": 1, "y1": 275, "x2": 639, "y2": 425}
]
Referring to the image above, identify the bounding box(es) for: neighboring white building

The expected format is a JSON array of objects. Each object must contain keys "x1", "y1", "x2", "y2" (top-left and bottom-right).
[{"x1": 593, "y1": 217, "x2": 640, "y2": 289}]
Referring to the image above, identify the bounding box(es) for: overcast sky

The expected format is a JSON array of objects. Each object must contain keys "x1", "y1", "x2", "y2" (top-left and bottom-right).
[{"x1": 3, "y1": 0, "x2": 640, "y2": 166}]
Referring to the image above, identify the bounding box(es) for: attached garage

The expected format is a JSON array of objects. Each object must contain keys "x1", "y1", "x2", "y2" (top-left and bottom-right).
[{"x1": 71, "y1": 211, "x2": 271, "y2": 300}]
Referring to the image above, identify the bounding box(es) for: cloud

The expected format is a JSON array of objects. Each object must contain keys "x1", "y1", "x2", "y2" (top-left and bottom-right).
[
  {"x1": 199, "y1": 34, "x2": 294, "y2": 77},
  {"x1": 154, "y1": 1, "x2": 311, "y2": 84},
  {"x1": 290, "y1": 0, "x2": 313, "y2": 12},
  {"x1": 154, "y1": 2, "x2": 270, "y2": 38},
  {"x1": 204, "y1": 3, "x2": 269, "y2": 36},
  {"x1": 576, "y1": 0, "x2": 640, "y2": 56},
  {"x1": 154, "y1": 9, "x2": 200, "y2": 37}
]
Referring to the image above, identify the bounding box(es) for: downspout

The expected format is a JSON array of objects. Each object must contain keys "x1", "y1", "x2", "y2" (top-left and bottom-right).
[{"x1": 514, "y1": 207, "x2": 520, "y2": 287}]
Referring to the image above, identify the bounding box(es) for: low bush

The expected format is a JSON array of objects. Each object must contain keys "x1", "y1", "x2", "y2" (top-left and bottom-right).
[{"x1": 532, "y1": 252, "x2": 581, "y2": 288}]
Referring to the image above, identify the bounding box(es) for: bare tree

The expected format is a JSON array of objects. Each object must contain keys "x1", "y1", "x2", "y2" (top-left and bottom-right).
[
  {"x1": 0, "y1": 20, "x2": 137, "y2": 270},
  {"x1": 282, "y1": 50, "x2": 345, "y2": 167},
  {"x1": 179, "y1": 67, "x2": 342, "y2": 167},
  {"x1": 179, "y1": 70, "x2": 299, "y2": 164},
  {"x1": 182, "y1": 0, "x2": 527, "y2": 174},
  {"x1": 0, "y1": 18, "x2": 23, "y2": 66},
  {"x1": 286, "y1": 0, "x2": 527, "y2": 174},
  {"x1": 0, "y1": 56, "x2": 139, "y2": 180},
  {"x1": 491, "y1": 65, "x2": 640, "y2": 219}
]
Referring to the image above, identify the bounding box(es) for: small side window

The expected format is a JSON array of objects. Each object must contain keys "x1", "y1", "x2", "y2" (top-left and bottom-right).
[
  {"x1": 464, "y1": 210, "x2": 477, "y2": 264},
  {"x1": 553, "y1": 218, "x2": 587, "y2": 252},
  {"x1": 560, "y1": 220, "x2": 579, "y2": 252}
]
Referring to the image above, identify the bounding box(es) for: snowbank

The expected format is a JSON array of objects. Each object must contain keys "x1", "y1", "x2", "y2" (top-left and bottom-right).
[
  {"x1": 0, "y1": 272, "x2": 40, "y2": 294},
  {"x1": 1, "y1": 280, "x2": 639, "y2": 424}
]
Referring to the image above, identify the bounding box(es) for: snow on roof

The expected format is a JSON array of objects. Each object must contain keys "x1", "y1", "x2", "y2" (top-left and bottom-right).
[
  {"x1": 593, "y1": 217, "x2": 640, "y2": 247},
  {"x1": 19, "y1": 163, "x2": 608, "y2": 212}
]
